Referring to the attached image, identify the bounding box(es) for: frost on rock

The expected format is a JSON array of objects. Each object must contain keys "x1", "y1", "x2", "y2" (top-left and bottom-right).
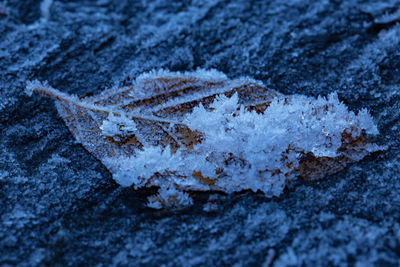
[{"x1": 26, "y1": 69, "x2": 383, "y2": 208}]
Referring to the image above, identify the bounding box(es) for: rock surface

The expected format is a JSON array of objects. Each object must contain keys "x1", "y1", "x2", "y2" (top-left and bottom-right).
[{"x1": 1, "y1": 0, "x2": 400, "y2": 266}]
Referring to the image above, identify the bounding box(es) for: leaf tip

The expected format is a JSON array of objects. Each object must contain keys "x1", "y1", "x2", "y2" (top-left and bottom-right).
[
  {"x1": 25, "y1": 80, "x2": 70, "y2": 101},
  {"x1": 25, "y1": 80, "x2": 46, "y2": 96}
]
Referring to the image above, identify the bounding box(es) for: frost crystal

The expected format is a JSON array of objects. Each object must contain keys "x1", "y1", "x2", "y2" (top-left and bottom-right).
[
  {"x1": 27, "y1": 69, "x2": 383, "y2": 208},
  {"x1": 100, "y1": 114, "x2": 137, "y2": 142}
]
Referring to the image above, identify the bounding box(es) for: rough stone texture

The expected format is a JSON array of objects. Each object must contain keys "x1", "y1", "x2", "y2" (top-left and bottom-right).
[{"x1": 1, "y1": 0, "x2": 400, "y2": 266}]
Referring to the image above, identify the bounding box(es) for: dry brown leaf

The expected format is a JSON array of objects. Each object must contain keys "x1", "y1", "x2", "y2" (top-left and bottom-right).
[{"x1": 26, "y1": 69, "x2": 382, "y2": 208}]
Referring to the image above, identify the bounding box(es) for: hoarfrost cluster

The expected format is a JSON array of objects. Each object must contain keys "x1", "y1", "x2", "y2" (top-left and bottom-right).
[{"x1": 103, "y1": 85, "x2": 380, "y2": 208}]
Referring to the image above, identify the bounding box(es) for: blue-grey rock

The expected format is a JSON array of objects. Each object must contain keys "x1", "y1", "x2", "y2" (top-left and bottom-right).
[{"x1": 1, "y1": 0, "x2": 400, "y2": 266}]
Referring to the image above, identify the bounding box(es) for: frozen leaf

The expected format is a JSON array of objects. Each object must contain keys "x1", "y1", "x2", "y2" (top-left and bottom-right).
[{"x1": 26, "y1": 69, "x2": 383, "y2": 208}]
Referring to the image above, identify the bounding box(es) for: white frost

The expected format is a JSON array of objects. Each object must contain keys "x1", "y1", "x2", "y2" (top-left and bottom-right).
[
  {"x1": 40, "y1": 0, "x2": 53, "y2": 21},
  {"x1": 103, "y1": 90, "x2": 380, "y2": 208},
  {"x1": 100, "y1": 114, "x2": 137, "y2": 141}
]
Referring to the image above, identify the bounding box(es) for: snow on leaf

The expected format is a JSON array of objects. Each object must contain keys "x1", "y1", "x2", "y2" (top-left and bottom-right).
[{"x1": 26, "y1": 69, "x2": 383, "y2": 208}]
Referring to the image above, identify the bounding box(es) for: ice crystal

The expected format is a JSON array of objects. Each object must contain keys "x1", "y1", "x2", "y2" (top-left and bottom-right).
[
  {"x1": 26, "y1": 69, "x2": 382, "y2": 208},
  {"x1": 100, "y1": 114, "x2": 137, "y2": 142}
]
